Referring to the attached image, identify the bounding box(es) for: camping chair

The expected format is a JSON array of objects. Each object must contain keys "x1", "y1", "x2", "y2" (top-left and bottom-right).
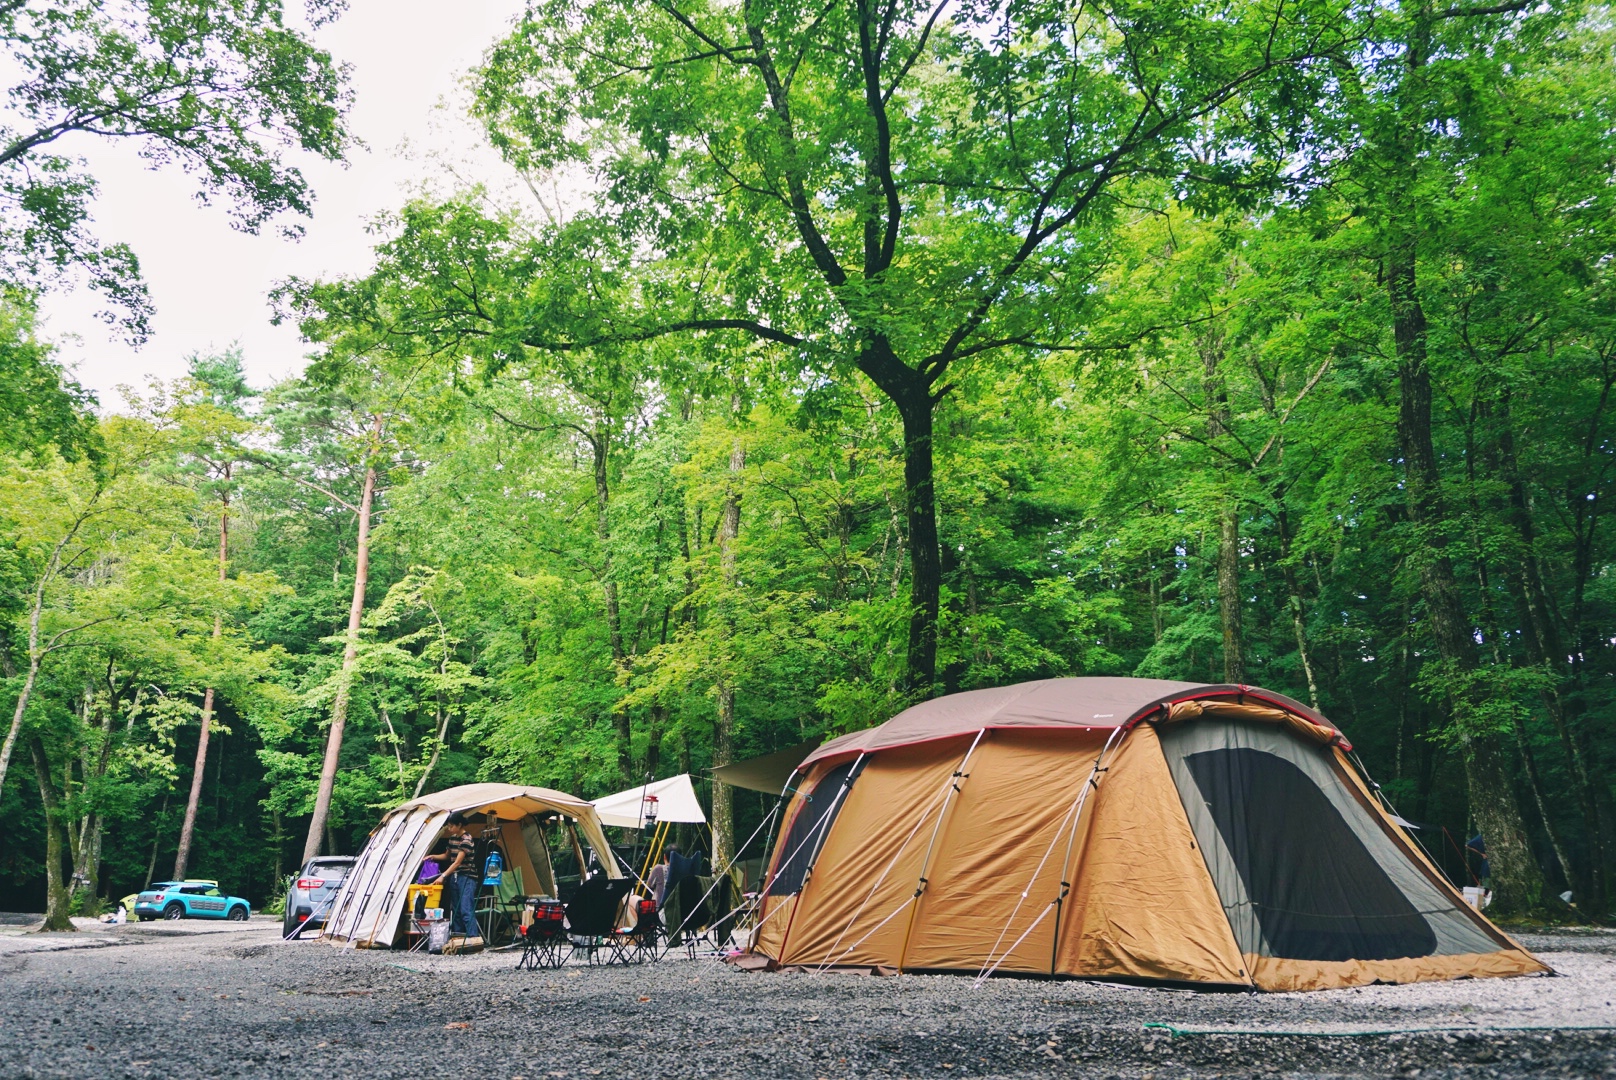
[
  {"x1": 620, "y1": 894, "x2": 663, "y2": 964},
  {"x1": 516, "y1": 899, "x2": 568, "y2": 970},
  {"x1": 670, "y1": 873, "x2": 743, "y2": 958},
  {"x1": 560, "y1": 873, "x2": 638, "y2": 966},
  {"x1": 666, "y1": 873, "x2": 715, "y2": 957}
]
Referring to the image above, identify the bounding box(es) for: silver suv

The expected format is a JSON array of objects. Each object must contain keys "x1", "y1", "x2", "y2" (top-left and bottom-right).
[{"x1": 282, "y1": 856, "x2": 355, "y2": 939}]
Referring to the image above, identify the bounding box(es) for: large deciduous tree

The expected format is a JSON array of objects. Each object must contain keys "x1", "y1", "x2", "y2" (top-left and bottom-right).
[
  {"x1": 460, "y1": 0, "x2": 1355, "y2": 694},
  {"x1": 0, "y1": 0, "x2": 351, "y2": 334}
]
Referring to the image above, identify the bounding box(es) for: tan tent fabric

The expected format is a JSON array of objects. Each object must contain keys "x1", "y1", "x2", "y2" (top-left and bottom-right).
[
  {"x1": 891, "y1": 730, "x2": 1099, "y2": 975},
  {"x1": 1055, "y1": 724, "x2": 1249, "y2": 985},
  {"x1": 776, "y1": 738, "x2": 970, "y2": 968},
  {"x1": 1251, "y1": 950, "x2": 1547, "y2": 992},
  {"x1": 752, "y1": 757, "x2": 837, "y2": 961},
  {"x1": 754, "y1": 677, "x2": 1542, "y2": 991},
  {"x1": 323, "y1": 783, "x2": 616, "y2": 948},
  {"x1": 1161, "y1": 698, "x2": 1343, "y2": 748},
  {"x1": 802, "y1": 679, "x2": 1200, "y2": 767}
]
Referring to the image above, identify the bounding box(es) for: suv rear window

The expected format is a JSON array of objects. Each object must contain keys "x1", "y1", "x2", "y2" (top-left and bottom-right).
[{"x1": 308, "y1": 862, "x2": 352, "y2": 881}]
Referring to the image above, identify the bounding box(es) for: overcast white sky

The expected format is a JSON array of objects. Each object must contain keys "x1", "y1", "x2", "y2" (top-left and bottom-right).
[{"x1": 34, "y1": 1, "x2": 527, "y2": 409}]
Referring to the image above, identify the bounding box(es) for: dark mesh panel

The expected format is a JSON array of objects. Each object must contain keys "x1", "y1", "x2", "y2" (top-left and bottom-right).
[
  {"x1": 767, "y1": 760, "x2": 858, "y2": 896},
  {"x1": 1185, "y1": 748, "x2": 1437, "y2": 962}
]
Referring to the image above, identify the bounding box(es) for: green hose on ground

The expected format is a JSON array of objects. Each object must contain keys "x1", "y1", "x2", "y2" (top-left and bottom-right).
[{"x1": 1143, "y1": 1021, "x2": 1616, "y2": 1038}]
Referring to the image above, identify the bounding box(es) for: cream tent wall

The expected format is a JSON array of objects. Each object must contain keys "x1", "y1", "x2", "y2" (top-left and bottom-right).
[
  {"x1": 753, "y1": 678, "x2": 1547, "y2": 992},
  {"x1": 322, "y1": 783, "x2": 618, "y2": 948}
]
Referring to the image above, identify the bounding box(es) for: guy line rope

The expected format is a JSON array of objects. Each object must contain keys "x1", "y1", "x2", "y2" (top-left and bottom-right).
[
  {"x1": 812, "y1": 729, "x2": 987, "y2": 974},
  {"x1": 973, "y1": 724, "x2": 1126, "y2": 986},
  {"x1": 698, "y1": 753, "x2": 866, "y2": 972},
  {"x1": 663, "y1": 793, "x2": 784, "y2": 950}
]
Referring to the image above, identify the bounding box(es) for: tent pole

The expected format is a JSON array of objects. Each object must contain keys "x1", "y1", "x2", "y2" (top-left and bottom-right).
[
  {"x1": 637, "y1": 820, "x2": 669, "y2": 884},
  {"x1": 359, "y1": 810, "x2": 443, "y2": 949},
  {"x1": 774, "y1": 753, "x2": 865, "y2": 965},
  {"x1": 898, "y1": 730, "x2": 987, "y2": 972},
  {"x1": 756, "y1": 769, "x2": 803, "y2": 902},
  {"x1": 1048, "y1": 727, "x2": 1126, "y2": 976}
]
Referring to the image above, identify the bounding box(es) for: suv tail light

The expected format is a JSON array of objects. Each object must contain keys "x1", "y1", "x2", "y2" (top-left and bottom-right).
[{"x1": 296, "y1": 878, "x2": 326, "y2": 890}]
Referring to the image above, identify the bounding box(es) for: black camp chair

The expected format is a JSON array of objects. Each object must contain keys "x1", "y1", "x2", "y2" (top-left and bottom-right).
[
  {"x1": 620, "y1": 894, "x2": 663, "y2": 964},
  {"x1": 669, "y1": 873, "x2": 742, "y2": 958},
  {"x1": 561, "y1": 873, "x2": 638, "y2": 966}
]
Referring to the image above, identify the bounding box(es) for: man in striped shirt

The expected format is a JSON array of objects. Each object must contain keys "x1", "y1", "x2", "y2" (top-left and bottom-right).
[{"x1": 426, "y1": 813, "x2": 482, "y2": 951}]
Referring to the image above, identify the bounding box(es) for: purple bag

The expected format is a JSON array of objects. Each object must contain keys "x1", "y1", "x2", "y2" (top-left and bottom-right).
[{"x1": 419, "y1": 860, "x2": 441, "y2": 884}]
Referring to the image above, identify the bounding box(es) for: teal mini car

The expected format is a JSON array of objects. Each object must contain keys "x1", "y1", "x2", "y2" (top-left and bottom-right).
[{"x1": 133, "y1": 881, "x2": 251, "y2": 922}]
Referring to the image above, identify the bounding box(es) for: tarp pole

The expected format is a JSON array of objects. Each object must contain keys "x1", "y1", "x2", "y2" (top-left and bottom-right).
[{"x1": 637, "y1": 819, "x2": 670, "y2": 884}]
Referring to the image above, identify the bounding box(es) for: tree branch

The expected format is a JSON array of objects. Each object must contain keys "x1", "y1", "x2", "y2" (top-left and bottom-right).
[{"x1": 522, "y1": 316, "x2": 809, "y2": 352}]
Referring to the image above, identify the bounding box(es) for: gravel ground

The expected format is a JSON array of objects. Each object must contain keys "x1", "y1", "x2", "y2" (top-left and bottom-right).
[{"x1": 2, "y1": 919, "x2": 1613, "y2": 1079}]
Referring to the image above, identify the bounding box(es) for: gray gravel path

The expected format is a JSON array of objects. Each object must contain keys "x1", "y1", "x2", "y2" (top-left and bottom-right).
[{"x1": 3, "y1": 921, "x2": 1613, "y2": 1079}]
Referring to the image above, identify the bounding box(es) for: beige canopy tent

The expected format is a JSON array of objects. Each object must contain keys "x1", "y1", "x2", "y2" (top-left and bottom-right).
[
  {"x1": 593, "y1": 774, "x2": 708, "y2": 828},
  {"x1": 754, "y1": 678, "x2": 1547, "y2": 992},
  {"x1": 321, "y1": 782, "x2": 618, "y2": 948}
]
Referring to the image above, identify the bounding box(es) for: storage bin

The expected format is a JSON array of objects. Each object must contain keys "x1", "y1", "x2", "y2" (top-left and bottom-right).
[{"x1": 407, "y1": 882, "x2": 443, "y2": 911}]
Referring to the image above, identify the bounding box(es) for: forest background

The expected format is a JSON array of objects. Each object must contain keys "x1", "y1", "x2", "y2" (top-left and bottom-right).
[{"x1": 3, "y1": 0, "x2": 1615, "y2": 929}]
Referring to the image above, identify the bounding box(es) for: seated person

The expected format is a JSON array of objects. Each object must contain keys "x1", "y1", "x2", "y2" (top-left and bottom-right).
[{"x1": 645, "y1": 847, "x2": 673, "y2": 910}]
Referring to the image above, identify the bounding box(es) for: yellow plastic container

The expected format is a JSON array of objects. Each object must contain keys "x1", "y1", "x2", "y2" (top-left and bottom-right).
[{"x1": 406, "y1": 883, "x2": 443, "y2": 912}]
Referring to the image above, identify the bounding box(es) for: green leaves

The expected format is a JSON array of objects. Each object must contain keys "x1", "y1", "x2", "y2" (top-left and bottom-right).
[{"x1": 1, "y1": 0, "x2": 352, "y2": 335}]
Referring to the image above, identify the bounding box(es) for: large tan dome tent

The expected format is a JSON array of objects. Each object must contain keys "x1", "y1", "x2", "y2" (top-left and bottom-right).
[{"x1": 751, "y1": 678, "x2": 1546, "y2": 991}]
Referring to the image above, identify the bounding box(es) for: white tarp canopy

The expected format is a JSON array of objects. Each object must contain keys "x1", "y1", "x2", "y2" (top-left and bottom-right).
[{"x1": 593, "y1": 773, "x2": 707, "y2": 829}]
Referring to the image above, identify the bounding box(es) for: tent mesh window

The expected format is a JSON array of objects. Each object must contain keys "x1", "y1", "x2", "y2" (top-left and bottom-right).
[
  {"x1": 767, "y1": 759, "x2": 860, "y2": 896},
  {"x1": 1184, "y1": 747, "x2": 1438, "y2": 962}
]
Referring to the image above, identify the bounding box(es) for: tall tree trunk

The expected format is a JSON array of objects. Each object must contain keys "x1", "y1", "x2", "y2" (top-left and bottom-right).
[
  {"x1": 1496, "y1": 405, "x2": 1607, "y2": 907},
  {"x1": 1216, "y1": 503, "x2": 1244, "y2": 683},
  {"x1": 1389, "y1": 238, "x2": 1543, "y2": 914},
  {"x1": 412, "y1": 700, "x2": 453, "y2": 800},
  {"x1": 0, "y1": 638, "x2": 44, "y2": 802},
  {"x1": 71, "y1": 694, "x2": 115, "y2": 899},
  {"x1": 145, "y1": 792, "x2": 169, "y2": 888},
  {"x1": 30, "y1": 737, "x2": 73, "y2": 931},
  {"x1": 271, "y1": 809, "x2": 285, "y2": 885},
  {"x1": 1276, "y1": 511, "x2": 1321, "y2": 710},
  {"x1": 646, "y1": 704, "x2": 665, "y2": 781},
  {"x1": 891, "y1": 381, "x2": 940, "y2": 695},
  {"x1": 1202, "y1": 332, "x2": 1243, "y2": 682},
  {"x1": 1510, "y1": 712, "x2": 1577, "y2": 896},
  {"x1": 302, "y1": 421, "x2": 381, "y2": 865},
  {"x1": 591, "y1": 427, "x2": 632, "y2": 782},
  {"x1": 712, "y1": 407, "x2": 743, "y2": 869},
  {"x1": 175, "y1": 484, "x2": 230, "y2": 880}
]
